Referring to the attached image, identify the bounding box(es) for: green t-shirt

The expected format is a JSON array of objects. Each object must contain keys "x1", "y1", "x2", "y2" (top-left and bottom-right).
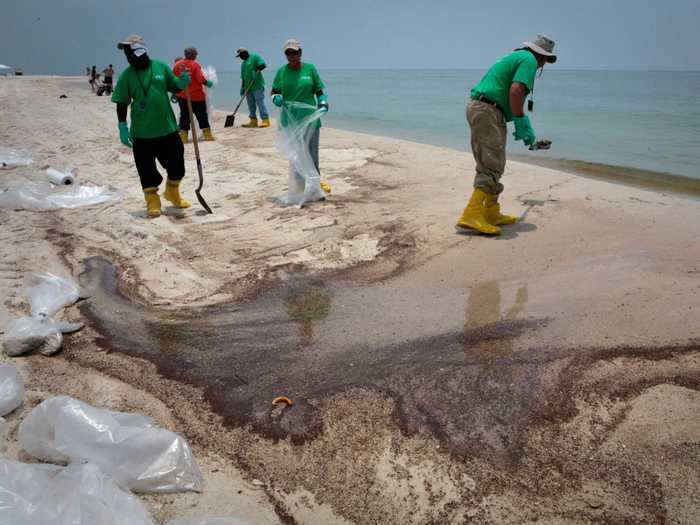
[
  {"x1": 111, "y1": 59, "x2": 179, "y2": 139},
  {"x1": 470, "y1": 50, "x2": 538, "y2": 122},
  {"x1": 272, "y1": 63, "x2": 325, "y2": 128},
  {"x1": 241, "y1": 53, "x2": 266, "y2": 92}
]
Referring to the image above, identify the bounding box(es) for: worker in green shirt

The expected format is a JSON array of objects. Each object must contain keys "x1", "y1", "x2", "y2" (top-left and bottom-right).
[
  {"x1": 111, "y1": 34, "x2": 192, "y2": 219},
  {"x1": 236, "y1": 48, "x2": 269, "y2": 128},
  {"x1": 271, "y1": 38, "x2": 331, "y2": 195},
  {"x1": 456, "y1": 34, "x2": 557, "y2": 235}
]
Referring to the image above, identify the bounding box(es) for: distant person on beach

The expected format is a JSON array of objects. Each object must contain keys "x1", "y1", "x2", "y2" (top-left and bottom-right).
[
  {"x1": 102, "y1": 64, "x2": 114, "y2": 94},
  {"x1": 236, "y1": 48, "x2": 269, "y2": 128},
  {"x1": 173, "y1": 47, "x2": 215, "y2": 142},
  {"x1": 456, "y1": 34, "x2": 557, "y2": 236},
  {"x1": 111, "y1": 34, "x2": 193, "y2": 219},
  {"x1": 89, "y1": 65, "x2": 98, "y2": 92},
  {"x1": 271, "y1": 38, "x2": 331, "y2": 194}
]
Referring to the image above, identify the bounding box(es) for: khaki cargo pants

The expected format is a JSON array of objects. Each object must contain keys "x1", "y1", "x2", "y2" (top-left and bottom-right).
[{"x1": 466, "y1": 99, "x2": 507, "y2": 195}]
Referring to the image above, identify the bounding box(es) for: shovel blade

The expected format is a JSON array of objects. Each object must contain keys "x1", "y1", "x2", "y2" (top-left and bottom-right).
[
  {"x1": 196, "y1": 190, "x2": 213, "y2": 214},
  {"x1": 224, "y1": 114, "x2": 235, "y2": 128}
]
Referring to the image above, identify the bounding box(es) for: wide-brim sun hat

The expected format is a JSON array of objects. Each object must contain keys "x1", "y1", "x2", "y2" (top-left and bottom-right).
[
  {"x1": 283, "y1": 39, "x2": 301, "y2": 52},
  {"x1": 235, "y1": 48, "x2": 248, "y2": 57},
  {"x1": 523, "y1": 34, "x2": 557, "y2": 63},
  {"x1": 117, "y1": 34, "x2": 148, "y2": 56}
]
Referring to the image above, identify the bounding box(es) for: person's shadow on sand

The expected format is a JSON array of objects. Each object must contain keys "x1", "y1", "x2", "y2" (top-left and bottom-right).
[
  {"x1": 456, "y1": 221, "x2": 537, "y2": 240},
  {"x1": 455, "y1": 198, "x2": 544, "y2": 239}
]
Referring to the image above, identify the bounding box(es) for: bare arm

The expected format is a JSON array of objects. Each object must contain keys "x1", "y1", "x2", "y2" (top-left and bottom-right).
[
  {"x1": 116, "y1": 102, "x2": 128, "y2": 122},
  {"x1": 509, "y1": 82, "x2": 528, "y2": 117}
]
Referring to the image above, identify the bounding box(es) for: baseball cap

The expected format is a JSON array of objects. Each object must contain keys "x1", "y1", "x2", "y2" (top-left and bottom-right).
[
  {"x1": 117, "y1": 34, "x2": 148, "y2": 56},
  {"x1": 235, "y1": 48, "x2": 248, "y2": 57},
  {"x1": 283, "y1": 39, "x2": 301, "y2": 52}
]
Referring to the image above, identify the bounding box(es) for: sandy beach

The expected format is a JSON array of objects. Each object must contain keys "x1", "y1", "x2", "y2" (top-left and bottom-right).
[{"x1": 1, "y1": 76, "x2": 699, "y2": 524}]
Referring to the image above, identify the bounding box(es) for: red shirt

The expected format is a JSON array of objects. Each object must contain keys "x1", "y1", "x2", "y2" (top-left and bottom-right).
[{"x1": 173, "y1": 59, "x2": 207, "y2": 102}]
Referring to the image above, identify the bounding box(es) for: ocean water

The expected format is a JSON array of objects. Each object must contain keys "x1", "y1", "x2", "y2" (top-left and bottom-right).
[{"x1": 209, "y1": 69, "x2": 700, "y2": 179}]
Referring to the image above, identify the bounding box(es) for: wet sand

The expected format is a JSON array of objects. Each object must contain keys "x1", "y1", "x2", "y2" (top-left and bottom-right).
[
  {"x1": 1, "y1": 76, "x2": 700, "y2": 524},
  {"x1": 511, "y1": 154, "x2": 700, "y2": 198}
]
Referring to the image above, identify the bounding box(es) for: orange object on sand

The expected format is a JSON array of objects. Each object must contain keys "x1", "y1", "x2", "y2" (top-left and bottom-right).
[{"x1": 272, "y1": 396, "x2": 293, "y2": 407}]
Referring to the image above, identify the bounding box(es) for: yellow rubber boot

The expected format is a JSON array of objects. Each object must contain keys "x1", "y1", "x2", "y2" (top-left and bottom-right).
[
  {"x1": 178, "y1": 130, "x2": 188, "y2": 143},
  {"x1": 456, "y1": 189, "x2": 501, "y2": 235},
  {"x1": 259, "y1": 118, "x2": 271, "y2": 128},
  {"x1": 484, "y1": 193, "x2": 518, "y2": 225},
  {"x1": 320, "y1": 181, "x2": 331, "y2": 194},
  {"x1": 241, "y1": 118, "x2": 258, "y2": 128},
  {"x1": 163, "y1": 179, "x2": 191, "y2": 209},
  {"x1": 202, "y1": 128, "x2": 216, "y2": 141},
  {"x1": 143, "y1": 187, "x2": 162, "y2": 218}
]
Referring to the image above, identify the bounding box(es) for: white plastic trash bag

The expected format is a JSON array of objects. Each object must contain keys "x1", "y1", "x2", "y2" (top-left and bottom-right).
[
  {"x1": 168, "y1": 518, "x2": 252, "y2": 525},
  {"x1": 2, "y1": 273, "x2": 83, "y2": 357},
  {"x1": 18, "y1": 396, "x2": 204, "y2": 493},
  {"x1": 203, "y1": 65, "x2": 217, "y2": 126},
  {"x1": 0, "y1": 147, "x2": 33, "y2": 167},
  {"x1": 0, "y1": 181, "x2": 120, "y2": 210},
  {"x1": 0, "y1": 459, "x2": 156, "y2": 525},
  {"x1": 276, "y1": 101, "x2": 328, "y2": 207},
  {"x1": 0, "y1": 363, "x2": 24, "y2": 416}
]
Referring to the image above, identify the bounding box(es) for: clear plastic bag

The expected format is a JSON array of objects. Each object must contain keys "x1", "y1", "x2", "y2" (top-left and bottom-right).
[
  {"x1": 26, "y1": 272, "x2": 81, "y2": 318},
  {"x1": 203, "y1": 65, "x2": 217, "y2": 124},
  {"x1": 0, "y1": 459, "x2": 156, "y2": 525},
  {"x1": 2, "y1": 273, "x2": 83, "y2": 357},
  {"x1": 275, "y1": 101, "x2": 327, "y2": 207},
  {"x1": 0, "y1": 363, "x2": 24, "y2": 416},
  {"x1": 18, "y1": 396, "x2": 204, "y2": 494},
  {"x1": 0, "y1": 181, "x2": 120, "y2": 210},
  {"x1": 167, "y1": 518, "x2": 252, "y2": 525},
  {"x1": 0, "y1": 147, "x2": 33, "y2": 167}
]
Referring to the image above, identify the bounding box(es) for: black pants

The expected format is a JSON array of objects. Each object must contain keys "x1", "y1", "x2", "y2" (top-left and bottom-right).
[
  {"x1": 132, "y1": 132, "x2": 185, "y2": 189},
  {"x1": 177, "y1": 98, "x2": 210, "y2": 131}
]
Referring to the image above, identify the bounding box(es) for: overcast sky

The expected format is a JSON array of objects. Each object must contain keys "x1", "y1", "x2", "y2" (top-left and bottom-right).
[{"x1": 2, "y1": 0, "x2": 698, "y2": 74}]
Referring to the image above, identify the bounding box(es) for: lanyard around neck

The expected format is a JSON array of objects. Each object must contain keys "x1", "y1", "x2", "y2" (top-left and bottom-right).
[{"x1": 135, "y1": 64, "x2": 153, "y2": 99}]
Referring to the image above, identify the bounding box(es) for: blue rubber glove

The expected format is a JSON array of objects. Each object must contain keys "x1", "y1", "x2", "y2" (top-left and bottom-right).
[
  {"x1": 272, "y1": 94, "x2": 283, "y2": 107},
  {"x1": 513, "y1": 115, "x2": 536, "y2": 146},
  {"x1": 205, "y1": 79, "x2": 214, "y2": 88},
  {"x1": 176, "y1": 71, "x2": 192, "y2": 90},
  {"x1": 118, "y1": 121, "x2": 132, "y2": 148},
  {"x1": 317, "y1": 94, "x2": 329, "y2": 113}
]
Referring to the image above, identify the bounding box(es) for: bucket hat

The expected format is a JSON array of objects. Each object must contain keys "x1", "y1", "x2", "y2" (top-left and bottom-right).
[{"x1": 523, "y1": 34, "x2": 557, "y2": 63}]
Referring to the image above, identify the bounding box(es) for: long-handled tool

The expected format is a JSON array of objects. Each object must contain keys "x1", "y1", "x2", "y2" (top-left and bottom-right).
[
  {"x1": 224, "y1": 74, "x2": 258, "y2": 128},
  {"x1": 185, "y1": 86, "x2": 213, "y2": 214}
]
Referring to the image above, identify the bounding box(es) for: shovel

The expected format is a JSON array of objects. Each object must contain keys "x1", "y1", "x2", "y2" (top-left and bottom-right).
[
  {"x1": 224, "y1": 74, "x2": 258, "y2": 128},
  {"x1": 184, "y1": 86, "x2": 213, "y2": 214}
]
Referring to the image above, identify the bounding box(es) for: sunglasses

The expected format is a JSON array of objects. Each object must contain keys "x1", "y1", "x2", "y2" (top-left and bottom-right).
[{"x1": 284, "y1": 49, "x2": 301, "y2": 56}]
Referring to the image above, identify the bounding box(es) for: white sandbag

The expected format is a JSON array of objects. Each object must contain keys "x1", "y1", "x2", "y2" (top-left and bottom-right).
[
  {"x1": 168, "y1": 518, "x2": 252, "y2": 525},
  {"x1": 18, "y1": 396, "x2": 203, "y2": 493},
  {"x1": 46, "y1": 168, "x2": 76, "y2": 186},
  {"x1": 0, "y1": 181, "x2": 119, "y2": 210},
  {"x1": 275, "y1": 101, "x2": 327, "y2": 207},
  {"x1": 0, "y1": 459, "x2": 155, "y2": 525},
  {"x1": 0, "y1": 363, "x2": 24, "y2": 416},
  {"x1": 2, "y1": 273, "x2": 83, "y2": 357},
  {"x1": 0, "y1": 147, "x2": 32, "y2": 167}
]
